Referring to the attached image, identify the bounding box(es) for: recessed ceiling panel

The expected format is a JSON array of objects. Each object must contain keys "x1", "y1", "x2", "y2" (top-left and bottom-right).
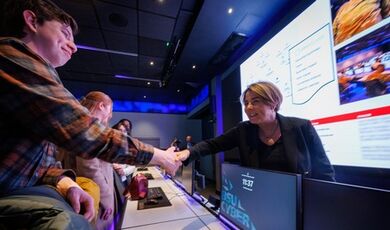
[
  {"x1": 94, "y1": 0, "x2": 137, "y2": 35},
  {"x1": 139, "y1": 0, "x2": 181, "y2": 18},
  {"x1": 53, "y1": 0, "x2": 99, "y2": 28},
  {"x1": 139, "y1": 37, "x2": 169, "y2": 58},
  {"x1": 182, "y1": 0, "x2": 198, "y2": 11},
  {"x1": 75, "y1": 26, "x2": 106, "y2": 48},
  {"x1": 110, "y1": 54, "x2": 138, "y2": 76},
  {"x1": 63, "y1": 49, "x2": 113, "y2": 74},
  {"x1": 103, "y1": 31, "x2": 138, "y2": 53},
  {"x1": 139, "y1": 11, "x2": 175, "y2": 41},
  {"x1": 173, "y1": 11, "x2": 193, "y2": 39},
  {"x1": 99, "y1": 0, "x2": 137, "y2": 8}
]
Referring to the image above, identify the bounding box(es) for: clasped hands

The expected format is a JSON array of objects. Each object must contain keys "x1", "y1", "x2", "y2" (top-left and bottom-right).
[{"x1": 153, "y1": 147, "x2": 190, "y2": 176}]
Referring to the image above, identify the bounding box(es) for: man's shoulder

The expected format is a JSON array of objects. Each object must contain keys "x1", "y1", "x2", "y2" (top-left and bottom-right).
[
  {"x1": 0, "y1": 37, "x2": 41, "y2": 63},
  {"x1": 0, "y1": 37, "x2": 26, "y2": 50},
  {"x1": 0, "y1": 37, "x2": 18, "y2": 43}
]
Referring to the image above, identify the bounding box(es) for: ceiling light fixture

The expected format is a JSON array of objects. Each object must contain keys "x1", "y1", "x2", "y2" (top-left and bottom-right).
[
  {"x1": 150, "y1": 61, "x2": 154, "y2": 66},
  {"x1": 147, "y1": 82, "x2": 151, "y2": 85},
  {"x1": 177, "y1": 89, "x2": 181, "y2": 92},
  {"x1": 192, "y1": 65, "x2": 196, "y2": 69},
  {"x1": 228, "y1": 8, "x2": 233, "y2": 14}
]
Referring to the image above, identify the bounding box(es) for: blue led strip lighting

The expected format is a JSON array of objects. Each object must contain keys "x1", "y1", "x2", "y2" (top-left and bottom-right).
[
  {"x1": 113, "y1": 100, "x2": 188, "y2": 114},
  {"x1": 188, "y1": 85, "x2": 209, "y2": 111}
]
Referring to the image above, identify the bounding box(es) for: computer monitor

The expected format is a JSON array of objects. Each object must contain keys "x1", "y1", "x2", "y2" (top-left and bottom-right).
[
  {"x1": 172, "y1": 162, "x2": 194, "y2": 195},
  {"x1": 220, "y1": 163, "x2": 302, "y2": 230},
  {"x1": 181, "y1": 162, "x2": 194, "y2": 195},
  {"x1": 303, "y1": 178, "x2": 390, "y2": 230}
]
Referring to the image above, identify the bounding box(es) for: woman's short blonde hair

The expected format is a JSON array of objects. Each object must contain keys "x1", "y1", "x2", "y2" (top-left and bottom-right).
[{"x1": 241, "y1": 81, "x2": 283, "y2": 111}]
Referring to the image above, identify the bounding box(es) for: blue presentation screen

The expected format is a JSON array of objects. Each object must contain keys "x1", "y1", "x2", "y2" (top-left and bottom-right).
[{"x1": 220, "y1": 163, "x2": 301, "y2": 230}]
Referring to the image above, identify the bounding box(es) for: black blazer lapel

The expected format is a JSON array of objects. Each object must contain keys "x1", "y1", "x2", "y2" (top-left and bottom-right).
[
  {"x1": 244, "y1": 124, "x2": 261, "y2": 168},
  {"x1": 278, "y1": 114, "x2": 299, "y2": 172}
]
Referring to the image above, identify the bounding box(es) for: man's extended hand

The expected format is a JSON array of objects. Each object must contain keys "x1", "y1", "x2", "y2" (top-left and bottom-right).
[
  {"x1": 164, "y1": 146, "x2": 182, "y2": 175},
  {"x1": 150, "y1": 146, "x2": 182, "y2": 176},
  {"x1": 175, "y1": 149, "x2": 190, "y2": 162},
  {"x1": 66, "y1": 186, "x2": 95, "y2": 222}
]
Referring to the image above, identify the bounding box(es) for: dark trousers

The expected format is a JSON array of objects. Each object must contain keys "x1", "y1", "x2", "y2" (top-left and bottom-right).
[{"x1": 0, "y1": 185, "x2": 92, "y2": 229}]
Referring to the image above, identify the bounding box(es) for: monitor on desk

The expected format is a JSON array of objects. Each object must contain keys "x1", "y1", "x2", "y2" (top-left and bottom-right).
[
  {"x1": 172, "y1": 162, "x2": 194, "y2": 195},
  {"x1": 220, "y1": 163, "x2": 301, "y2": 230},
  {"x1": 303, "y1": 178, "x2": 390, "y2": 230},
  {"x1": 137, "y1": 167, "x2": 148, "y2": 171}
]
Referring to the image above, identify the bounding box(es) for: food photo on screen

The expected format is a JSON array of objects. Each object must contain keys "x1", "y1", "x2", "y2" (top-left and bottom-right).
[{"x1": 336, "y1": 23, "x2": 390, "y2": 105}]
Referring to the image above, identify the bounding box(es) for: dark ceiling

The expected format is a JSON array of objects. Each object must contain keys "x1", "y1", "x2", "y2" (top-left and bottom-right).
[{"x1": 48, "y1": 0, "x2": 301, "y2": 105}]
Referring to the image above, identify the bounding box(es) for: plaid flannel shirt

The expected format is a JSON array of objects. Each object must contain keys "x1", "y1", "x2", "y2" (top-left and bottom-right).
[{"x1": 0, "y1": 37, "x2": 154, "y2": 194}]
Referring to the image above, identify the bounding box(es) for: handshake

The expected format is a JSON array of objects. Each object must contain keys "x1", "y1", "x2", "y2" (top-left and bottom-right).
[{"x1": 151, "y1": 147, "x2": 191, "y2": 176}]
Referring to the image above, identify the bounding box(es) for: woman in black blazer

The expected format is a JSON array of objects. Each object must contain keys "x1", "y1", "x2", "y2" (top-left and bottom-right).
[{"x1": 176, "y1": 81, "x2": 335, "y2": 181}]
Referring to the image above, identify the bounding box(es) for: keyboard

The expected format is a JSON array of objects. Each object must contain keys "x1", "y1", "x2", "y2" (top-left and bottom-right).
[
  {"x1": 137, "y1": 186, "x2": 172, "y2": 210},
  {"x1": 137, "y1": 167, "x2": 148, "y2": 171},
  {"x1": 147, "y1": 187, "x2": 164, "y2": 200},
  {"x1": 144, "y1": 173, "x2": 154, "y2": 180}
]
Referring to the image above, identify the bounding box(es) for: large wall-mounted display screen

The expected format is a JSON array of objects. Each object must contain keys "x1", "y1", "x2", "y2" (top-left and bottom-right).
[{"x1": 240, "y1": 0, "x2": 390, "y2": 169}]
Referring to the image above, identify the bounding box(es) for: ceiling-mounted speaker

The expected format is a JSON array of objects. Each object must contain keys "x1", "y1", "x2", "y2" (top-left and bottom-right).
[{"x1": 109, "y1": 13, "x2": 128, "y2": 27}]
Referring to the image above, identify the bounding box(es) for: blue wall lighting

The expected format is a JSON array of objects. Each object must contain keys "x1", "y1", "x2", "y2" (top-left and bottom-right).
[
  {"x1": 188, "y1": 85, "x2": 209, "y2": 111},
  {"x1": 113, "y1": 100, "x2": 188, "y2": 114}
]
